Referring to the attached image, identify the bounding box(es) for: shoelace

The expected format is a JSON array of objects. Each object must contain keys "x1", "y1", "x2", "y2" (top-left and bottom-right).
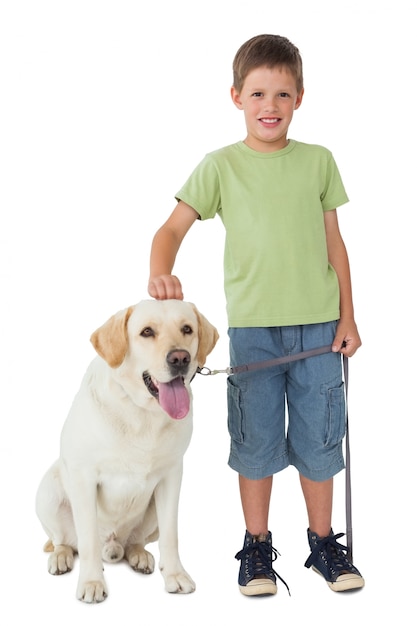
[
  {"x1": 304, "y1": 532, "x2": 353, "y2": 575},
  {"x1": 235, "y1": 539, "x2": 291, "y2": 595}
]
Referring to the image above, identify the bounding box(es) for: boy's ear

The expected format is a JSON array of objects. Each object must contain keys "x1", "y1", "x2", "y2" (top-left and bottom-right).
[
  {"x1": 295, "y1": 88, "x2": 305, "y2": 110},
  {"x1": 231, "y1": 86, "x2": 243, "y2": 110}
]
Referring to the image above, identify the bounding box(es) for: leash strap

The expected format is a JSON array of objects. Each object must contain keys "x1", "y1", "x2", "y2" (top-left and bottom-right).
[
  {"x1": 197, "y1": 344, "x2": 334, "y2": 377},
  {"x1": 229, "y1": 344, "x2": 333, "y2": 374},
  {"x1": 343, "y1": 355, "x2": 353, "y2": 561}
]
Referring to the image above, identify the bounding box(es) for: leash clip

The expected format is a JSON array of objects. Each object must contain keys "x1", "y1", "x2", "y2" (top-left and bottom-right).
[{"x1": 197, "y1": 366, "x2": 231, "y2": 376}]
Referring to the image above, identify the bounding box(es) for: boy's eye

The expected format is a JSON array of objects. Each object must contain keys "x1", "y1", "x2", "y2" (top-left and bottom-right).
[{"x1": 251, "y1": 91, "x2": 290, "y2": 99}]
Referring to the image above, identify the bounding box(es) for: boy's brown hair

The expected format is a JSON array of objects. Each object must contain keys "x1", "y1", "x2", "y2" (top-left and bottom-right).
[{"x1": 232, "y1": 34, "x2": 303, "y2": 94}]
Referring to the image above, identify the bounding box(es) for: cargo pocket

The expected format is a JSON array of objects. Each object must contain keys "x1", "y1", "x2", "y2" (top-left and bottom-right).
[
  {"x1": 324, "y1": 381, "x2": 346, "y2": 446},
  {"x1": 227, "y1": 376, "x2": 245, "y2": 444}
]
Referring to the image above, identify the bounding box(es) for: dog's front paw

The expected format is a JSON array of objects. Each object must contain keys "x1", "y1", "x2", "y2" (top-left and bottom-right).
[
  {"x1": 125, "y1": 544, "x2": 155, "y2": 574},
  {"x1": 77, "y1": 579, "x2": 108, "y2": 603},
  {"x1": 47, "y1": 545, "x2": 74, "y2": 575},
  {"x1": 163, "y1": 570, "x2": 196, "y2": 594}
]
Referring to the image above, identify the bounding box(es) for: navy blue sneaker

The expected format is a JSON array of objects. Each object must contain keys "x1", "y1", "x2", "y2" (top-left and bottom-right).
[
  {"x1": 235, "y1": 531, "x2": 290, "y2": 596},
  {"x1": 305, "y1": 529, "x2": 365, "y2": 592}
]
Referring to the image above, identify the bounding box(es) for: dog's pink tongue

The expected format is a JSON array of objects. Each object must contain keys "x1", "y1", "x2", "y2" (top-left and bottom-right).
[{"x1": 159, "y1": 378, "x2": 190, "y2": 420}]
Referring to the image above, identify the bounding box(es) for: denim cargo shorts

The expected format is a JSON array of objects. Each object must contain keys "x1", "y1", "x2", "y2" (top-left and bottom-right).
[{"x1": 227, "y1": 322, "x2": 346, "y2": 481}]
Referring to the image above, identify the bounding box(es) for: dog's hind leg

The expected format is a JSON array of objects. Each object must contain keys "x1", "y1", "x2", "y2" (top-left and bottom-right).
[
  {"x1": 46, "y1": 543, "x2": 75, "y2": 575},
  {"x1": 125, "y1": 495, "x2": 158, "y2": 574},
  {"x1": 125, "y1": 543, "x2": 155, "y2": 574},
  {"x1": 36, "y1": 461, "x2": 78, "y2": 575}
]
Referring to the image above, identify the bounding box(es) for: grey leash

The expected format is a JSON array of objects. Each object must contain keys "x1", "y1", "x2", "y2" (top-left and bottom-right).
[
  {"x1": 343, "y1": 354, "x2": 353, "y2": 561},
  {"x1": 198, "y1": 344, "x2": 354, "y2": 562},
  {"x1": 197, "y1": 344, "x2": 334, "y2": 376}
]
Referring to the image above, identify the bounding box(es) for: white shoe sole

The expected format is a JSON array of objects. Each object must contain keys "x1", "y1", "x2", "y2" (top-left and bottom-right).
[
  {"x1": 312, "y1": 566, "x2": 365, "y2": 592},
  {"x1": 239, "y1": 578, "x2": 277, "y2": 596}
]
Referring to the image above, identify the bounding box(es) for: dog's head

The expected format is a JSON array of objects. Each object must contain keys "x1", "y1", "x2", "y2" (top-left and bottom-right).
[{"x1": 90, "y1": 299, "x2": 219, "y2": 419}]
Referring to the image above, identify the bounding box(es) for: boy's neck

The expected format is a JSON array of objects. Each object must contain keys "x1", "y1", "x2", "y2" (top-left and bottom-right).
[{"x1": 243, "y1": 137, "x2": 290, "y2": 153}]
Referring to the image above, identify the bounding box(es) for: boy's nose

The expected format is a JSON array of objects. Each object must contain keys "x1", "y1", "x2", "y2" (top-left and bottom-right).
[{"x1": 263, "y1": 98, "x2": 278, "y2": 112}]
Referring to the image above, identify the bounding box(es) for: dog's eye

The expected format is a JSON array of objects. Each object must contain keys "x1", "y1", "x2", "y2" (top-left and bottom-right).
[
  {"x1": 181, "y1": 325, "x2": 193, "y2": 335},
  {"x1": 140, "y1": 327, "x2": 155, "y2": 338}
]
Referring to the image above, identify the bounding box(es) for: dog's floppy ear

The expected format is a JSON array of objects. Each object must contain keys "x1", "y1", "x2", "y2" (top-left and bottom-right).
[
  {"x1": 90, "y1": 306, "x2": 134, "y2": 368},
  {"x1": 191, "y1": 304, "x2": 219, "y2": 367}
]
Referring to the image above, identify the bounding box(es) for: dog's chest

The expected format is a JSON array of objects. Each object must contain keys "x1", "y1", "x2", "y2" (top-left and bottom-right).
[
  {"x1": 96, "y1": 470, "x2": 154, "y2": 520},
  {"x1": 94, "y1": 437, "x2": 179, "y2": 516}
]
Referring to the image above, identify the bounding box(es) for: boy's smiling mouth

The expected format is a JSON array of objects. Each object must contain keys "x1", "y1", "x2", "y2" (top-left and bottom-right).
[{"x1": 259, "y1": 117, "x2": 281, "y2": 125}]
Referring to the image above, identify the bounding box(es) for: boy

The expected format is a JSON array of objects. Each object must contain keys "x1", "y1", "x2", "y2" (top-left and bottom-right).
[{"x1": 148, "y1": 34, "x2": 364, "y2": 596}]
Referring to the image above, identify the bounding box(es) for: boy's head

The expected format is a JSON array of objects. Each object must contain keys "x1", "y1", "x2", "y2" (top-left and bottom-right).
[{"x1": 232, "y1": 34, "x2": 303, "y2": 94}]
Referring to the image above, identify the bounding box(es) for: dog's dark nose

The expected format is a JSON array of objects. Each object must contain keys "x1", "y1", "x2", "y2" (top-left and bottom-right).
[{"x1": 167, "y1": 350, "x2": 191, "y2": 375}]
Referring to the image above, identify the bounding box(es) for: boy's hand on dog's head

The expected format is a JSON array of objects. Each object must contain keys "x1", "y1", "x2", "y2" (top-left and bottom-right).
[{"x1": 148, "y1": 275, "x2": 184, "y2": 300}]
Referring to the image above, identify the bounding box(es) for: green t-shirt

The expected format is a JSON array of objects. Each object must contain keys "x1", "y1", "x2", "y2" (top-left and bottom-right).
[{"x1": 176, "y1": 140, "x2": 349, "y2": 327}]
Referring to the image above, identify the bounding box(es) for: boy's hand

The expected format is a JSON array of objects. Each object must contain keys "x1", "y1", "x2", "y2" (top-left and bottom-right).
[
  {"x1": 148, "y1": 274, "x2": 184, "y2": 300},
  {"x1": 332, "y1": 319, "x2": 362, "y2": 357}
]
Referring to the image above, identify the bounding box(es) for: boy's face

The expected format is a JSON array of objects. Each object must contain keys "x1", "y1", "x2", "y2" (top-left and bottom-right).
[{"x1": 231, "y1": 65, "x2": 304, "y2": 152}]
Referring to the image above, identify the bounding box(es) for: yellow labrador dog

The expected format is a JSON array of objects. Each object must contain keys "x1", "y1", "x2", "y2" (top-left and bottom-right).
[{"x1": 36, "y1": 299, "x2": 218, "y2": 603}]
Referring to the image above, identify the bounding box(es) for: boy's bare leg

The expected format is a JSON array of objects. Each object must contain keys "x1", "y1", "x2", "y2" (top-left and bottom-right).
[
  {"x1": 299, "y1": 475, "x2": 333, "y2": 537},
  {"x1": 300, "y1": 474, "x2": 364, "y2": 590},
  {"x1": 239, "y1": 475, "x2": 272, "y2": 535},
  {"x1": 239, "y1": 474, "x2": 333, "y2": 537}
]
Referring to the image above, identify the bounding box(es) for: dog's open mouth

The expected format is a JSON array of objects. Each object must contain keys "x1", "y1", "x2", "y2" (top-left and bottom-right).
[{"x1": 143, "y1": 373, "x2": 190, "y2": 420}]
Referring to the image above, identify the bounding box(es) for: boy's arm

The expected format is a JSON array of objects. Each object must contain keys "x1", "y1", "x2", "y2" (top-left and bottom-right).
[
  {"x1": 148, "y1": 201, "x2": 200, "y2": 300},
  {"x1": 324, "y1": 209, "x2": 362, "y2": 357}
]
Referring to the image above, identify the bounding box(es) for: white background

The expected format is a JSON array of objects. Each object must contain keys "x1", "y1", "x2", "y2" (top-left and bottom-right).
[{"x1": 1, "y1": 0, "x2": 415, "y2": 623}]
